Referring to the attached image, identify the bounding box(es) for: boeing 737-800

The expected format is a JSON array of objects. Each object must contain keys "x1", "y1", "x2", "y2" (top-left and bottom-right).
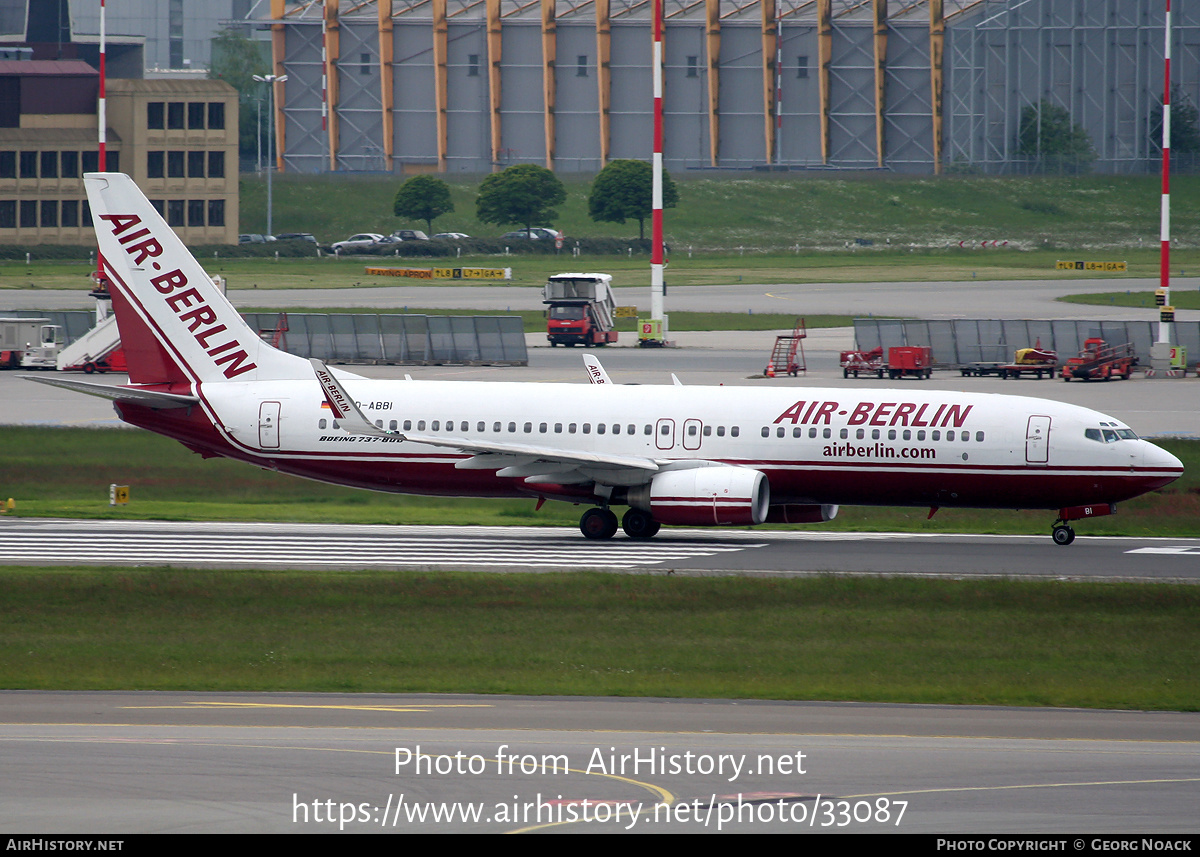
[{"x1": 29, "y1": 174, "x2": 1183, "y2": 545}]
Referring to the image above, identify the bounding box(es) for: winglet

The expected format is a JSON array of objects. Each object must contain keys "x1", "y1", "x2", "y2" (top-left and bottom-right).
[
  {"x1": 310, "y1": 358, "x2": 399, "y2": 437},
  {"x1": 582, "y1": 353, "x2": 611, "y2": 385}
]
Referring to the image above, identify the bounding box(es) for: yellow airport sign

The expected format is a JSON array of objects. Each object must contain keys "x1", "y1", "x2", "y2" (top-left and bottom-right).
[
  {"x1": 1055, "y1": 260, "x2": 1128, "y2": 272},
  {"x1": 366, "y1": 266, "x2": 512, "y2": 280}
]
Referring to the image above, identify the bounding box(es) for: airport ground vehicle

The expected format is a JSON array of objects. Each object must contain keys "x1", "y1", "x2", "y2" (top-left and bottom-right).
[
  {"x1": 544, "y1": 273, "x2": 619, "y2": 347},
  {"x1": 0, "y1": 318, "x2": 62, "y2": 369},
  {"x1": 1061, "y1": 338, "x2": 1137, "y2": 381},
  {"x1": 886, "y1": 346, "x2": 934, "y2": 380},
  {"x1": 840, "y1": 347, "x2": 886, "y2": 378},
  {"x1": 30, "y1": 173, "x2": 1184, "y2": 547}
]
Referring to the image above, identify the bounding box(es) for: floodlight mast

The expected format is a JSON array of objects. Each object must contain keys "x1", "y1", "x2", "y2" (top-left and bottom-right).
[{"x1": 253, "y1": 74, "x2": 289, "y2": 237}]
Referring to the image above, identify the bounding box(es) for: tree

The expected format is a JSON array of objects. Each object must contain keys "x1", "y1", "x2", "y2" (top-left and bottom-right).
[
  {"x1": 587, "y1": 159, "x2": 679, "y2": 240},
  {"x1": 475, "y1": 164, "x2": 566, "y2": 233},
  {"x1": 1150, "y1": 88, "x2": 1200, "y2": 156},
  {"x1": 208, "y1": 28, "x2": 271, "y2": 163},
  {"x1": 393, "y1": 175, "x2": 454, "y2": 233},
  {"x1": 1015, "y1": 100, "x2": 1096, "y2": 173}
]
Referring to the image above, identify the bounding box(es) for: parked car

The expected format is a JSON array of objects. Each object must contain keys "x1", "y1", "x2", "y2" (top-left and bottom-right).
[
  {"x1": 387, "y1": 229, "x2": 429, "y2": 242},
  {"x1": 433, "y1": 232, "x2": 470, "y2": 240},
  {"x1": 274, "y1": 232, "x2": 318, "y2": 244},
  {"x1": 330, "y1": 233, "x2": 384, "y2": 253},
  {"x1": 238, "y1": 233, "x2": 266, "y2": 244},
  {"x1": 500, "y1": 227, "x2": 562, "y2": 241}
]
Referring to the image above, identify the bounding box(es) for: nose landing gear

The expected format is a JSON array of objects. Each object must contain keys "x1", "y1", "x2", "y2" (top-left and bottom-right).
[{"x1": 1051, "y1": 523, "x2": 1075, "y2": 546}]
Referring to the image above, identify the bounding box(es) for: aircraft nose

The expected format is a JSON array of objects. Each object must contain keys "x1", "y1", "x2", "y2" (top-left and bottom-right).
[{"x1": 1143, "y1": 441, "x2": 1184, "y2": 478}]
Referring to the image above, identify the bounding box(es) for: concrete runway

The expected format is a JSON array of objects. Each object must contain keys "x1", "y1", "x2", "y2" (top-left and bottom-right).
[
  {"x1": 3, "y1": 519, "x2": 1200, "y2": 580},
  {"x1": 3, "y1": 691, "x2": 1198, "y2": 833}
]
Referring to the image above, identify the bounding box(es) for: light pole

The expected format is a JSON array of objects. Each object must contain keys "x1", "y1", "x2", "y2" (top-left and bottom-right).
[{"x1": 252, "y1": 73, "x2": 287, "y2": 237}]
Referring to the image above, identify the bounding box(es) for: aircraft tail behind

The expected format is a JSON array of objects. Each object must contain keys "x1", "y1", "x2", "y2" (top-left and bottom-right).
[{"x1": 86, "y1": 172, "x2": 308, "y2": 386}]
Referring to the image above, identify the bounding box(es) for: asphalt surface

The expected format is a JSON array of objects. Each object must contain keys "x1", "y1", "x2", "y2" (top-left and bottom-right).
[{"x1": 3, "y1": 691, "x2": 1198, "y2": 833}]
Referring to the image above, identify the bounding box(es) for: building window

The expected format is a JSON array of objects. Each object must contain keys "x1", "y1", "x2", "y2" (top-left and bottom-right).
[
  {"x1": 467, "y1": 54, "x2": 479, "y2": 77},
  {"x1": 81, "y1": 151, "x2": 98, "y2": 173},
  {"x1": 207, "y1": 102, "x2": 225, "y2": 130},
  {"x1": 208, "y1": 151, "x2": 225, "y2": 178},
  {"x1": 167, "y1": 102, "x2": 185, "y2": 130},
  {"x1": 188, "y1": 199, "x2": 205, "y2": 226},
  {"x1": 686, "y1": 56, "x2": 698, "y2": 78},
  {"x1": 797, "y1": 56, "x2": 809, "y2": 79},
  {"x1": 40, "y1": 200, "x2": 57, "y2": 227},
  {"x1": 82, "y1": 199, "x2": 90, "y2": 223},
  {"x1": 40, "y1": 151, "x2": 57, "y2": 178},
  {"x1": 61, "y1": 199, "x2": 78, "y2": 227},
  {"x1": 208, "y1": 198, "x2": 224, "y2": 226},
  {"x1": 167, "y1": 199, "x2": 185, "y2": 227},
  {"x1": 150, "y1": 199, "x2": 164, "y2": 216},
  {"x1": 148, "y1": 102, "x2": 165, "y2": 129},
  {"x1": 188, "y1": 102, "x2": 205, "y2": 129},
  {"x1": 19, "y1": 151, "x2": 36, "y2": 178},
  {"x1": 19, "y1": 200, "x2": 35, "y2": 227},
  {"x1": 0, "y1": 200, "x2": 14, "y2": 228},
  {"x1": 188, "y1": 151, "x2": 205, "y2": 178},
  {"x1": 147, "y1": 151, "x2": 164, "y2": 178},
  {"x1": 361, "y1": 52, "x2": 372, "y2": 75},
  {"x1": 167, "y1": 151, "x2": 184, "y2": 178},
  {"x1": 105, "y1": 151, "x2": 119, "y2": 172},
  {"x1": 61, "y1": 151, "x2": 78, "y2": 178},
  {"x1": 576, "y1": 55, "x2": 588, "y2": 77},
  {"x1": 0, "y1": 151, "x2": 14, "y2": 178}
]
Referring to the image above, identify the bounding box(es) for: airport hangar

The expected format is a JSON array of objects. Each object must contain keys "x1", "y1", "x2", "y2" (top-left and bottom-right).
[{"x1": 260, "y1": 0, "x2": 1200, "y2": 176}]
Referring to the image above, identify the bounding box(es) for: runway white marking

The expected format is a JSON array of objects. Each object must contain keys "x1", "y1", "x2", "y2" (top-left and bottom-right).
[
  {"x1": 1125, "y1": 547, "x2": 1200, "y2": 556},
  {"x1": 0, "y1": 521, "x2": 764, "y2": 569}
]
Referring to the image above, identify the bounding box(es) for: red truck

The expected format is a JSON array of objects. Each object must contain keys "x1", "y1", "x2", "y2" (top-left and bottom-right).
[
  {"x1": 544, "y1": 273, "x2": 619, "y2": 347},
  {"x1": 886, "y1": 346, "x2": 933, "y2": 379}
]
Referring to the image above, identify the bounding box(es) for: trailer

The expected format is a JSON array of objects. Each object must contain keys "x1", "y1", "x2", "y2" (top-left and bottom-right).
[
  {"x1": 840, "y1": 346, "x2": 885, "y2": 378},
  {"x1": 1061, "y1": 338, "x2": 1137, "y2": 382},
  {"x1": 997, "y1": 346, "x2": 1058, "y2": 380}
]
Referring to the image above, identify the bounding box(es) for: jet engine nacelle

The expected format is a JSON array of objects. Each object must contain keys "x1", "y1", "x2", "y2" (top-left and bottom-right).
[
  {"x1": 764, "y1": 503, "x2": 839, "y2": 524},
  {"x1": 627, "y1": 466, "x2": 770, "y2": 526}
]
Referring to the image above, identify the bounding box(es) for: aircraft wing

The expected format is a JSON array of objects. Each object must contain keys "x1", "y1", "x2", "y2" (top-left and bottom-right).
[
  {"x1": 310, "y1": 359, "x2": 660, "y2": 483},
  {"x1": 23, "y1": 375, "x2": 199, "y2": 409}
]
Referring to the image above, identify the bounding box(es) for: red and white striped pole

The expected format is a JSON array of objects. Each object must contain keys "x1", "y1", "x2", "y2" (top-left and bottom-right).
[
  {"x1": 650, "y1": 0, "x2": 665, "y2": 338},
  {"x1": 96, "y1": 0, "x2": 107, "y2": 288},
  {"x1": 1158, "y1": 0, "x2": 1172, "y2": 346}
]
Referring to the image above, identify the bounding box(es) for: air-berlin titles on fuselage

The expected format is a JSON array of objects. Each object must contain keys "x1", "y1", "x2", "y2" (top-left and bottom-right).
[
  {"x1": 774, "y1": 399, "x2": 973, "y2": 429},
  {"x1": 100, "y1": 213, "x2": 258, "y2": 379}
]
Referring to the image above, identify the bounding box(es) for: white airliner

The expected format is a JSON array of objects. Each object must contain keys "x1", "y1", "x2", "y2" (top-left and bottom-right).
[{"x1": 30, "y1": 174, "x2": 1183, "y2": 545}]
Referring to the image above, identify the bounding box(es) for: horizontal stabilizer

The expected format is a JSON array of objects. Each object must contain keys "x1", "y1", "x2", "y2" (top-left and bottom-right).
[{"x1": 23, "y1": 375, "x2": 199, "y2": 409}]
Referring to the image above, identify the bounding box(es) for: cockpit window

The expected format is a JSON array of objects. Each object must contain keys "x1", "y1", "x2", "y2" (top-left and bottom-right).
[
  {"x1": 1117, "y1": 429, "x2": 1138, "y2": 440},
  {"x1": 1103, "y1": 429, "x2": 1119, "y2": 443},
  {"x1": 1087, "y1": 427, "x2": 1138, "y2": 443},
  {"x1": 1085, "y1": 429, "x2": 1102, "y2": 442}
]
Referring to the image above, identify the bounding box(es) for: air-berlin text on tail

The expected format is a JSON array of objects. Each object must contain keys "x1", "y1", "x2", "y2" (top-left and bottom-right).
[
  {"x1": 100, "y1": 213, "x2": 257, "y2": 379},
  {"x1": 774, "y1": 399, "x2": 974, "y2": 429}
]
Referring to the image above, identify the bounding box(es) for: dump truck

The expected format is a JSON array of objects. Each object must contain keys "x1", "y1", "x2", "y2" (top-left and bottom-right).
[{"x1": 544, "y1": 273, "x2": 619, "y2": 347}]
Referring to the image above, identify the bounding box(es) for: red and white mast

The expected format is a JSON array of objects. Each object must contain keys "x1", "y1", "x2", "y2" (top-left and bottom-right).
[
  {"x1": 650, "y1": 0, "x2": 666, "y2": 338},
  {"x1": 1158, "y1": 0, "x2": 1172, "y2": 347},
  {"x1": 96, "y1": 0, "x2": 107, "y2": 288}
]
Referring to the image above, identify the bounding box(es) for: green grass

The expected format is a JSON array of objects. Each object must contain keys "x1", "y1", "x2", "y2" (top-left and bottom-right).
[
  {"x1": 1061, "y1": 289, "x2": 1200, "y2": 310},
  {"x1": 1, "y1": 569, "x2": 1196, "y2": 708},
  {"x1": 238, "y1": 172, "x2": 1200, "y2": 252},
  {"x1": 1, "y1": 428, "x2": 1195, "y2": 537}
]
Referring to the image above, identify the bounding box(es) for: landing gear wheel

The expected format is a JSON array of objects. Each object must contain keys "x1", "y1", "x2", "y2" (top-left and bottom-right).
[
  {"x1": 1052, "y1": 525, "x2": 1075, "y2": 546},
  {"x1": 580, "y1": 507, "x2": 619, "y2": 540},
  {"x1": 621, "y1": 509, "x2": 661, "y2": 540}
]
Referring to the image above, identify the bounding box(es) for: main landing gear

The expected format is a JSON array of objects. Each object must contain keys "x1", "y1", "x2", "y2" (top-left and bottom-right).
[
  {"x1": 578, "y1": 507, "x2": 661, "y2": 540},
  {"x1": 1051, "y1": 521, "x2": 1076, "y2": 546}
]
